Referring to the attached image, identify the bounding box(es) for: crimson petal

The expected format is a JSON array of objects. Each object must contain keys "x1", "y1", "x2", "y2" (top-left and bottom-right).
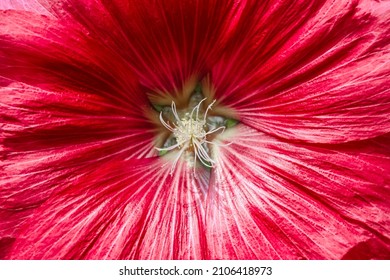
[
  {"x1": 6, "y1": 158, "x2": 209, "y2": 259},
  {"x1": 0, "y1": 79, "x2": 156, "y2": 255},
  {"x1": 1, "y1": 0, "x2": 389, "y2": 260},
  {"x1": 212, "y1": 0, "x2": 390, "y2": 143},
  {"x1": 34, "y1": 0, "x2": 241, "y2": 96},
  {"x1": 0, "y1": 0, "x2": 50, "y2": 14},
  {"x1": 342, "y1": 237, "x2": 390, "y2": 260},
  {"x1": 207, "y1": 124, "x2": 390, "y2": 259},
  {"x1": 0, "y1": 10, "x2": 146, "y2": 107}
]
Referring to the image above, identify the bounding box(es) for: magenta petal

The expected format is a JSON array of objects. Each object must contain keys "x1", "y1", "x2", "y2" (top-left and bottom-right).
[
  {"x1": 0, "y1": 237, "x2": 14, "y2": 259},
  {"x1": 342, "y1": 238, "x2": 390, "y2": 260},
  {"x1": 0, "y1": 10, "x2": 147, "y2": 107},
  {"x1": 36, "y1": 0, "x2": 241, "y2": 93},
  {"x1": 207, "y1": 125, "x2": 390, "y2": 259},
  {"x1": 1, "y1": 0, "x2": 389, "y2": 260},
  {"x1": 213, "y1": 0, "x2": 390, "y2": 143},
  {"x1": 6, "y1": 159, "x2": 209, "y2": 259},
  {"x1": 0, "y1": 78, "x2": 156, "y2": 255},
  {"x1": 0, "y1": 0, "x2": 50, "y2": 14}
]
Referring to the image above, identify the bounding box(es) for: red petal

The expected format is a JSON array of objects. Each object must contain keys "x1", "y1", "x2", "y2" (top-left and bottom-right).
[
  {"x1": 207, "y1": 124, "x2": 390, "y2": 259},
  {"x1": 2, "y1": 0, "x2": 389, "y2": 260},
  {"x1": 342, "y1": 238, "x2": 390, "y2": 260},
  {"x1": 0, "y1": 237, "x2": 14, "y2": 259},
  {"x1": 213, "y1": 0, "x2": 390, "y2": 143},
  {"x1": 0, "y1": 10, "x2": 147, "y2": 107},
  {"x1": 37, "y1": 0, "x2": 240, "y2": 95},
  {"x1": 0, "y1": 80, "x2": 156, "y2": 254},
  {"x1": 6, "y1": 158, "x2": 208, "y2": 259},
  {"x1": 0, "y1": 0, "x2": 50, "y2": 14}
]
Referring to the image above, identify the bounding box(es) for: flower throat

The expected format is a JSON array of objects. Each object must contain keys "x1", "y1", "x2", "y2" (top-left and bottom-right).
[{"x1": 155, "y1": 87, "x2": 236, "y2": 174}]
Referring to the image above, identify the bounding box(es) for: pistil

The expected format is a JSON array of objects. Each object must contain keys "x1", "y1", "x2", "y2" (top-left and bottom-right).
[{"x1": 156, "y1": 98, "x2": 226, "y2": 174}]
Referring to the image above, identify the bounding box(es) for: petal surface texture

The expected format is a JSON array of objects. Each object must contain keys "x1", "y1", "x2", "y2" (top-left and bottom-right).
[
  {"x1": 7, "y1": 159, "x2": 210, "y2": 259},
  {"x1": 0, "y1": 0, "x2": 50, "y2": 14},
  {"x1": 208, "y1": 125, "x2": 390, "y2": 259},
  {"x1": 212, "y1": 0, "x2": 390, "y2": 143},
  {"x1": 1, "y1": 0, "x2": 390, "y2": 259}
]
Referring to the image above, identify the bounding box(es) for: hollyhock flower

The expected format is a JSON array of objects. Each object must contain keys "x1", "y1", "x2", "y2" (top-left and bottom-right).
[{"x1": 1, "y1": 0, "x2": 390, "y2": 260}]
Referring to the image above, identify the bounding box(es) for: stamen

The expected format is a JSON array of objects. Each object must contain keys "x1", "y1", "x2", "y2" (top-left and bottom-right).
[
  {"x1": 156, "y1": 98, "x2": 226, "y2": 174},
  {"x1": 155, "y1": 142, "x2": 183, "y2": 152},
  {"x1": 170, "y1": 143, "x2": 188, "y2": 175},
  {"x1": 171, "y1": 101, "x2": 183, "y2": 126},
  {"x1": 203, "y1": 99, "x2": 216, "y2": 123},
  {"x1": 205, "y1": 126, "x2": 225, "y2": 135},
  {"x1": 159, "y1": 112, "x2": 174, "y2": 132}
]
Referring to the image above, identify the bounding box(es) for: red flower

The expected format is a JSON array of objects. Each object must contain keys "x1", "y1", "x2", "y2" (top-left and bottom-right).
[{"x1": 1, "y1": 0, "x2": 390, "y2": 259}]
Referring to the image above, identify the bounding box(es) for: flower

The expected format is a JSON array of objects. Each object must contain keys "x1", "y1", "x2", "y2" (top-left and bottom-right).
[{"x1": 1, "y1": 0, "x2": 390, "y2": 260}]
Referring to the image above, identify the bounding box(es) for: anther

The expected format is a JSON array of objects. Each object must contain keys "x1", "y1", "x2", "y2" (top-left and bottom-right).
[{"x1": 156, "y1": 98, "x2": 225, "y2": 174}]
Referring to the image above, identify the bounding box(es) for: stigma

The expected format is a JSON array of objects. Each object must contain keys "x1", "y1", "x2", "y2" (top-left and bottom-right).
[{"x1": 156, "y1": 98, "x2": 226, "y2": 174}]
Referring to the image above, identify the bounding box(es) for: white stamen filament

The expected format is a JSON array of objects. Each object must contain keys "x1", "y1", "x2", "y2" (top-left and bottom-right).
[
  {"x1": 159, "y1": 112, "x2": 174, "y2": 132},
  {"x1": 157, "y1": 99, "x2": 225, "y2": 174}
]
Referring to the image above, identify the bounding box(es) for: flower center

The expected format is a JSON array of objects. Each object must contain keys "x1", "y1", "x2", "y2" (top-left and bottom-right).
[{"x1": 156, "y1": 98, "x2": 227, "y2": 174}]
